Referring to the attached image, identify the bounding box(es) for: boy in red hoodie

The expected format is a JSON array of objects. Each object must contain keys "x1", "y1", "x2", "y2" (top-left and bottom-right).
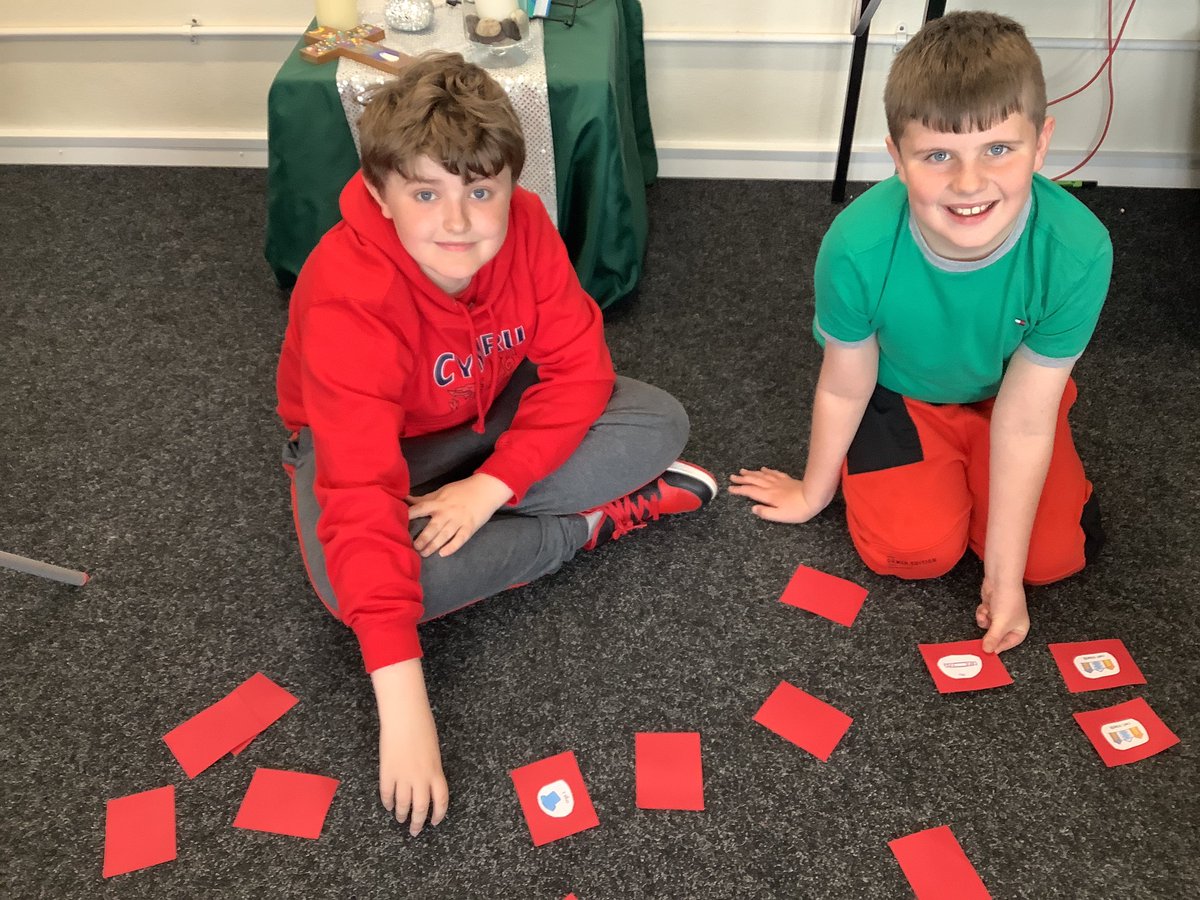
[{"x1": 276, "y1": 53, "x2": 715, "y2": 835}]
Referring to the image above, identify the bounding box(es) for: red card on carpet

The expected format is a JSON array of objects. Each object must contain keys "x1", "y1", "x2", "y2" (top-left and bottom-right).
[
  {"x1": 889, "y1": 825, "x2": 992, "y2": 899},
  {"x1": 102, "y1": 785, "x2": 176, "y2": 878},
  {"x1": 1073, "y1": 697, "x2": 1179, "y2": 767},
  {"x1": 510, "y1": 751, "x2": 599, "y2": 846},
  {"x1": 163, "y1": 689, "x2": 261, "y2": 778},
  {"x1": 779, "y1": 564, "x2": 868, "y2": 627},
  {"x1": 635, "y1": 732, "x2": 704, "y2": 810},
  {"x1": 230, "y1": 734, "x2": 255, "y2": 755},
  {"x1": 1048, "y1": 639, "x2": 1145, "y2": 693},
  {"x1": 233, "y1": 768, "x2": 340, "y2": 839},
  {"x1": 229, "y1": 672, "x2": 299, "y2": 755},
  {"x1": 753, "y1": 681, "x2": 852, "y2": 762},
  {"x1": 918, "y1": 639, "x2": 1013, "y2": 694}
]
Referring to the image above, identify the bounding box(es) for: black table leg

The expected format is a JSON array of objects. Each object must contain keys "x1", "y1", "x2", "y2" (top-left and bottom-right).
[
  {"x1": 832, "y1": 0, "x2": 875, "y2": 203},
  {"x1": 831, "y1": 0, "x2": 948, "y2": 204}
]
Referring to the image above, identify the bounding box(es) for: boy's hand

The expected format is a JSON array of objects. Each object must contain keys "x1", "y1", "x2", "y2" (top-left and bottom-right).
[
  {"x1": 728, "y1": 467, "x2": 830, "y2": 523},
  {"x1": 378, "y1": 707, "x2": 448, "y2": 836},
  {"x1": 372, "y1": 659, "x2": 449, "y2": 836},
  {"x1": 976, "y1": 579, "x2": 1030, "y2": 654},
  {"x1": 407, "y1": 473, "x2": 512, "y2": 558}
]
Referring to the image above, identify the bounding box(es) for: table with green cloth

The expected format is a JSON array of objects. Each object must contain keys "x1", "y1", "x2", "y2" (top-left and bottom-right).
[{"x1": 264, "y1": 0, "x2": 657, "y2": 309}]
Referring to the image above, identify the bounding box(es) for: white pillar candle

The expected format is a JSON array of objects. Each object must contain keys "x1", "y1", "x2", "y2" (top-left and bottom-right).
[
  {"x1": 316, "y1": 0, "x2": 359, "y2": 31},
  {"x1": 475, "y1": 0, "x2": 518, "y2": 20}
]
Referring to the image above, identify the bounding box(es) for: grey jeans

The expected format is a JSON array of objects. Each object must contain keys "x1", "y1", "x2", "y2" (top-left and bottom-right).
[{"x1": 285, "y1": 363, "x2": 689, "y2": 622}]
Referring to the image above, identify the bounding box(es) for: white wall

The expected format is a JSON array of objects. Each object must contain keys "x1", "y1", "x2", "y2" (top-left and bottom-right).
[
  {"x1": 1, "y1": 1, "x2": 1197, "y2": 186},
  {"x1": 0, "y1": 1, "x2": 309, "y2": 166},
  {"x1": 644, "y1": 1, "x2": 1200, "y2": 187}
]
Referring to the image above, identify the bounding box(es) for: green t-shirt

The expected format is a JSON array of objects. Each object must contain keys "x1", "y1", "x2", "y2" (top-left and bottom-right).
[{"x1": 813, "y1": 173, "x2": 1112, "y2": 404}]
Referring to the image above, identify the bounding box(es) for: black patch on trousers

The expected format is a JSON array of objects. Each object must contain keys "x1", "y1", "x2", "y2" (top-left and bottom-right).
[
  {"x1": 1081, "y1": 491, "x2": 1105, "y2": 564},
  {"x1": 846, "y1": 384, "x2": 925, "y2": 475}
]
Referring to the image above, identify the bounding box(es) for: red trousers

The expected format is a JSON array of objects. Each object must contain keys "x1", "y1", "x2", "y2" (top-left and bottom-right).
[{"x1": 841, "y1": 378, "x2": 1098, "y2": 585}]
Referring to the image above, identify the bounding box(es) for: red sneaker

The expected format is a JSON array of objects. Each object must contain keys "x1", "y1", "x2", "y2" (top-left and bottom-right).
[{"x1": 583, "y1": 460, "x2": 718, "y2": 551}]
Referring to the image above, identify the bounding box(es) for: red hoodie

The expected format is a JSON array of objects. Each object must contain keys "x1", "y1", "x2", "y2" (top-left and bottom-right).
[{"x1": 276, "y1": 172, "x2": 615, "y2": 672}]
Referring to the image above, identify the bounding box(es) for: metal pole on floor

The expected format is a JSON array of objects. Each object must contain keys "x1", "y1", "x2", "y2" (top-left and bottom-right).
[{"x1": 0, "y1": 550, "x2": 89, "y2": 586}]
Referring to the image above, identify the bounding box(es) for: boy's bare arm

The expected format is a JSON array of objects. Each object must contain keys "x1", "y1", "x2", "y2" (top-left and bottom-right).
[
  {"x1": 978, "y1": 352, "x2": 1074, "y2": 653},
  {"x1": 371, "y1": 658, "x2": 449, "y2": 834},
  {"x1": 730, "y1": 339, "x2": 878, "y2": 521}
]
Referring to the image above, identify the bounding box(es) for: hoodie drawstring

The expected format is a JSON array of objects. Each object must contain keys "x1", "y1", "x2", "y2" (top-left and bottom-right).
[
  {"x1": 481, "y1": 302, "x2": 503, "y2": 424},
  {"x1": 455, "y1": 300, "x2": 489, "y2": 434}
]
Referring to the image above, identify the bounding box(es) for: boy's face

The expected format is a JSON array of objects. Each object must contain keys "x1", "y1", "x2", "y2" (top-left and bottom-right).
[
  {"x1": 366, "y1": 156, "x2": 513, "y2": 295},
  {"x1": 886, "y1": 112, "x2": 1055, "y2": 261}
]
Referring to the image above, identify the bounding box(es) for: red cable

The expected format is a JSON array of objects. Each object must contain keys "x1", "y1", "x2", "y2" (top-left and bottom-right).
[
  {"x1": 1048, "y1": 0, "x2": 1137, "y2": 107},
  {"x1": 1053, "y1": 0, "x2": 1134, "y2": 181}
]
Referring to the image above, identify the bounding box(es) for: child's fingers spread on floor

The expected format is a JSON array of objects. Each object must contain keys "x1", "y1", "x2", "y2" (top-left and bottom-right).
[
  {"x1": 379, "y1": 780, "x2": 395, "y2": 813},
  {"x1": 730, "y1": 468, "x2": 785, "y2": 487},
  {"x1": 432, "y1": 783, "x2": 449, "y2": 826},
  {"x1": 730, "y1": 482, "x2": 781, "y2": 506},
  {"x1": 729, "y1": 469, "x2": 761, "y2": 483},
  {"x1": 727, "y1": 480, "x2": 768, "y2": 498},
  {"x1": 752, "y1": 504, "x2": 789, "y2": 522},
  {"x1": 408, "y1": 791, "x2": 430, "y2": 836},
  {"x1": 393, "y1": 783, "x2": 413, "y2": 825}
]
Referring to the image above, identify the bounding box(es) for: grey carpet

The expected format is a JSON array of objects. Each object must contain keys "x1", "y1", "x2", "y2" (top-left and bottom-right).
[{"x1": 2, "y1": 166, "x2": 1197, "y2": 899}]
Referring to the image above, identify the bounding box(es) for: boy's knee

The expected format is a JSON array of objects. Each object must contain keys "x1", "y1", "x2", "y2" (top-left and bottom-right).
[
  {"x1": 659, "y1": 390, "x2": 690, "y2": 453},
  {"x1": 1023, "y1": 490, "x2": 1101, "y2": 585},
  {"x1": 614, "y1": 377, "x2": 690, "y2": 455},
  {"x1": 1023, "y1": 542, "x2": 1086, "y2": 586},
  {"x1": 849, "y1": 513, "x2": 968, "y2": 580}
]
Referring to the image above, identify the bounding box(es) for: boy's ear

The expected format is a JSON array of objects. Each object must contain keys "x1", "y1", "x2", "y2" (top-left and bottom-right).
[
  {"x1": 1033, "y1": 115, "x2": 1056, "y2": 172},
  {"x1": 364, "y1": 176, "x2": 395, "y2": 221},
  {"x1": 885, "y1": 134, "x2": 907, "y2": 185}
]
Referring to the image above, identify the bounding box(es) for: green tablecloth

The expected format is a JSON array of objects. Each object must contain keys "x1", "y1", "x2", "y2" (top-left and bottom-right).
[{"x1": 265, "y1": 0, "x2": 657, "y2": 309}]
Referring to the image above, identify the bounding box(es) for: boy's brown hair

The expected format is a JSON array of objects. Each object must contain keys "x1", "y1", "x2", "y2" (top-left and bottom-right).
[
  {"x1": 359, "y1": 51, "x2": 525, "y2": 190},
  {"x1": 884, "y1": 11, "x2": 1046, "y2": 144}
]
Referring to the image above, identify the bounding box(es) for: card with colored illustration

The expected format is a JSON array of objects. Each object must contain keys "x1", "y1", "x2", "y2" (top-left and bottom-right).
[
  {"x1": 778, "y1": 563, "x2": 868, "y2": 627},
  {"x1": 233, "y1": 768, "x2": 340, "y2": 839},
  {"x1": 888, "y1": 825, "x2": 992, "y2": 899},
  {"x1": 1048, "y1": 639, "x2": 1145, "y2": 693},
  {"x1": 753, "y1": 681, "x2": 852, "y2": 762},
  {"x1": 510, "y1": 751, "x2": 599, "y2": 846},
  {"x1": 635, "y1": 731, "x2": 704, "y2": 810},
  {"x1": 102, "y1": 785, "x2": 176, "y2": 878},
  {"x1": 1072, "y1": 697, "x2": 1179, "y2": 767},
  {"x1": 918, "y1": 639, "x2": 1013, "y2": 694}
]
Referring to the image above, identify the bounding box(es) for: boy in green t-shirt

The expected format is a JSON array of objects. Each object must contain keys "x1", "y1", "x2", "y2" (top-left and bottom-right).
[{"x1": 731, "y1": 12, "x2": 1110, "y2": 654}]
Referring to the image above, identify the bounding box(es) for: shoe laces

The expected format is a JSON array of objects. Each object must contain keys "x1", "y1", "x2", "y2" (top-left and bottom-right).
[{"x1": 602, "y1": 481, "x2": 664, "y2": 540}]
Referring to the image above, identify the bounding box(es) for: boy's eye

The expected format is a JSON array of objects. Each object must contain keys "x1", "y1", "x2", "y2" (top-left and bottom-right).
[
  {"x1": 470, "y1": 187, "x2": 491, "y2": 200},
  {"x1": 927, "y1": 150, "x2": 950, "y2": 163},
  {"x1": 415, "y1": 190, "x2": 436, "y2": 202},
  {"x1": 987, "y1": 144, "x2": 1010, "y2": 157}
]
